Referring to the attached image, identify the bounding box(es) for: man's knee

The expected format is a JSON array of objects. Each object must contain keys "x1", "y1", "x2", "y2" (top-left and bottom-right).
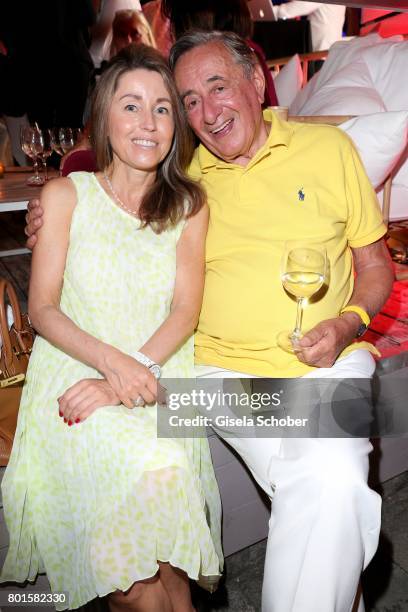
[{"x1": 276, "y1": 438, "x2": 372, "y2": 494}]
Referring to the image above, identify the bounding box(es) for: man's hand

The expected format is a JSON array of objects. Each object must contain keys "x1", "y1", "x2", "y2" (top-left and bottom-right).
[
  {"x1": 58, "y1": 378, "x2": 121, "y2": 425},
  {"x1": 296, "y1": 239, "x2": 394, "y2": 369},
  {"x1": 25, "y1": 198, "x2": 44, "y2": 249},
  {"x1": 294, "y1": 314, "x2": 360, "y2": 368}
]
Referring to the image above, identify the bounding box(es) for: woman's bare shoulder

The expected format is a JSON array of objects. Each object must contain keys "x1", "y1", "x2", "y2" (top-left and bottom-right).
[{"x1": 40, "y1": 176, "x2": 77, "y2": 211}]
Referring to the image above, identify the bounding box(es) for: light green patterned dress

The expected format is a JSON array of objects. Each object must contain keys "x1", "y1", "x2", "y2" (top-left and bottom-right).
[{"x1": 1, "y1": 172, "x2": 223, "y2": 609}]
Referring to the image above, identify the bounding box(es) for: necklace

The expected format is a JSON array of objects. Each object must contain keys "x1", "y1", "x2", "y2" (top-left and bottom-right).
[{"x1": 103, "y1": 173, "x2": 140, "y2": 218}]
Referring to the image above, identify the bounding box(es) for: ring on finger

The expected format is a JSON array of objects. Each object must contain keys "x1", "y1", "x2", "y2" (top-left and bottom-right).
[{"x1": 132, "y1": 395, "x2": 145, "y2": 407}]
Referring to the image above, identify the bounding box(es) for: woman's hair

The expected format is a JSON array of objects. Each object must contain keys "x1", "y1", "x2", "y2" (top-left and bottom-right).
[
  {"x1": 169, "y1": 30, "x2": 258, "y2": 80},
  {"x1": 110, "y1": 10, "x2": 156, "y2": 57},
  {"x1": 161, "y1": 0, "x2": 253, "y2": 41},
  {"x1": 91, "y1": 43, "x2": 205, "y2": 233}
]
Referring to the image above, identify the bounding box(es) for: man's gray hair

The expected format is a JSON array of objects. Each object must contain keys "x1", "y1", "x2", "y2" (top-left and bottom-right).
[{"x1": 169, "y1": 30, "x2": 258, "y2": 79}]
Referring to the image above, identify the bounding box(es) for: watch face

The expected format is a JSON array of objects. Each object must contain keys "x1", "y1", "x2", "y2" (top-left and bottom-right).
[
  {"x1": 356, "y1": 323, "x2": 368, "y2": 338},
  {"x1": 150, "y1": 364, "x2": 161, "y2": 379}
]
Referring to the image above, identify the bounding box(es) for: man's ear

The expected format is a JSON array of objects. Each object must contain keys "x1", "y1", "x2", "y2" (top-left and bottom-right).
[{"x1": 252, "y1": 63, "x2": 266, "y2": 104}]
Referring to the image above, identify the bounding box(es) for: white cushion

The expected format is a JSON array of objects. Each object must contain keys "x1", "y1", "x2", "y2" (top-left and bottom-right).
[
  {"x1": 291, "y1": 55, "x2": 385, "y2": 116},
  {"x1": 289, "y1": 74, "x2": 316, "y2": 115},
  {"x1": 339, "y1": 112, "x2": 408, "y2": 189},
  {"x1": 289, "y1": 34, "x2": 404, "y2": 116},
  {"x1": 362, "y1": 40, "x2": 408, "y2": 111},
  {"x1": 313, "y1": 34, "x2": 402, "y2": 85},
  {"x1": 273, "y1": 55, "x2": 303, "y2": 108}
]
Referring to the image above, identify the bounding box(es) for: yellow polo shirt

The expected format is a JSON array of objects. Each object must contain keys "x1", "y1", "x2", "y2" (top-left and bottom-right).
[{"x1": 190, "y1": 109, "x2": 387, "y2": 377}]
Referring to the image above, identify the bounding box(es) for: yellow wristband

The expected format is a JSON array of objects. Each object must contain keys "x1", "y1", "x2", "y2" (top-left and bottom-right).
[{"x1": 339, "y1": 305, "x2": 370, "y2": 327}]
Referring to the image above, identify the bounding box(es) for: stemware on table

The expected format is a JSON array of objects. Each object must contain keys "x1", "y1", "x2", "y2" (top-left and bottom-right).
[
  {"x1": 20, "y1": 126, "x2": 45, "y2": 186},
  {"x1": 35, "y1": 128, "x2": 53, "y2": 181}
]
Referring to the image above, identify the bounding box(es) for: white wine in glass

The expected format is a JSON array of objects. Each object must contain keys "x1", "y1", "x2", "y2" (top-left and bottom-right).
[{"x1": 277, "y1": 242, "x2": 327, "y2": 354}]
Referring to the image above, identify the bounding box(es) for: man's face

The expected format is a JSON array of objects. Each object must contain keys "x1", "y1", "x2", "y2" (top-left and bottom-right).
[{"x1": 174, "y1": 42, "x2": 268, "y2": 166}]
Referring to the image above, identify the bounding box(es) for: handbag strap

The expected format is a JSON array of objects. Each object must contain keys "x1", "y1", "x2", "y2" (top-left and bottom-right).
[{"x1": 0, "y1": 279, "x2": 24, "y2": 373}]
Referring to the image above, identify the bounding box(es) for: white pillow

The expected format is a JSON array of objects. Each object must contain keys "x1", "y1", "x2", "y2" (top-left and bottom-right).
[
  {"x1": 362, "y1": 40, "x2": 408, "y2": 111},
  {"x1": 289, "y1": 73, "x2": 316, "y2": 115},
  {"x1": 273, "y1": 55, "x2": 303, "y2": 108},
  {"x1": 339, "y1": 112, "x2": 408, "y2": 189},
  {"x1": 289, "y1": 34, "x2": 404, "y2": 116},
  {"x1": 292, "y1": 56, "x2": 386, "y2": 116}
]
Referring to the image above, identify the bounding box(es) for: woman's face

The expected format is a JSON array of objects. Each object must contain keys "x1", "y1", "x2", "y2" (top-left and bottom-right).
[
  {"x1": 113, "y1": 16, "x2": 144, "y2": 52},
  {"x1": 108, "y1": 69, "x2": 175, "y2": 173}
]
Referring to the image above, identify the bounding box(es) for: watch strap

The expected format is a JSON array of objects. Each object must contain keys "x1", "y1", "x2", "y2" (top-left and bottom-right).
[{"x1": 133, "y1": 351, "x2": 154, "y2": 368}]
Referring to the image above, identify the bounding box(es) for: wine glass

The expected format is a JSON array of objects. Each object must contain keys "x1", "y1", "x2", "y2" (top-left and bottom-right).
[
  {"x1": 49, "y1": 128, "x2": 64, "y2": 156},
  {"x1": 20, "y1": 126, "x2": 45, "y2": 186},
  {"x1": 277, "y1": 242, "x2": 327, "y2": 353},
  {"x1": 73, "y1": 127, "x2": 83, "y2": 144},
  {"x1": 36, "y1": 129, "x2": 53, "y2": 181},
  {"x1": 59, "y1": 127, "x2": 75, "y2": 154}
]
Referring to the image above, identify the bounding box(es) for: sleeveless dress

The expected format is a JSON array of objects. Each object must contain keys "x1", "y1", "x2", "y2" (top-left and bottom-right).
[{"x1": 1, "y1": 172, "x2": 223, "y2": 609}]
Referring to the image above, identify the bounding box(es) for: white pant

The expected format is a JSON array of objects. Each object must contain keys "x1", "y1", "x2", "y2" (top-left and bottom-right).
[{"x1": 195, "y1": 350, "x2": 381, "y2": 612}]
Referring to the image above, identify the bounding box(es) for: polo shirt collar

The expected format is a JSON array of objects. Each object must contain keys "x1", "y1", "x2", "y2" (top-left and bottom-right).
[{"x1": 197, "y1": 108, "x2": 293, "y2": 172}]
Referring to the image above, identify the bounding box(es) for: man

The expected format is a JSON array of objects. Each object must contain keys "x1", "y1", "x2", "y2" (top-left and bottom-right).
[
  {"x1": 273, "y1": 2, "x2": 346, "y2": 52},
  {"x1": 26, "y1": 32, "x2": 393, "y2": 611}
]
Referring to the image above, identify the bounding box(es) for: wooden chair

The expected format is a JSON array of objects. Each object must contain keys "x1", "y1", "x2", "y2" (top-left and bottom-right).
[{"x1": 267, "y1": 50, "x2": 329, "y2": 87}]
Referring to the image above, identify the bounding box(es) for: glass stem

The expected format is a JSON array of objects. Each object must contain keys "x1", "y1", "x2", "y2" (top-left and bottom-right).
[
  {"x1": 293, "y1": 297, "x2": 305, "y2": 339},
  {"x1": 33, "y1": 158, "x2": 40, "y2": 179},
  {"x1": 42, "y1": 159, "x2": 48, "y2": 181}
]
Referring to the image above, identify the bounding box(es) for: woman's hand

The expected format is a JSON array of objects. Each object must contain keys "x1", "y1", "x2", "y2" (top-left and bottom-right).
[
  {"x1": 99, "y1": 347, "x2": 158, "y2": 409},
  {"x1": 58, "y1": 378, "x2": 120, "y2": 424}
]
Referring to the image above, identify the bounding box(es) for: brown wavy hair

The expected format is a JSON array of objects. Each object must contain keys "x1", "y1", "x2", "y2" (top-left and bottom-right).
[{"x1": 91, "y1": 43, "x2": 205, "y2": 233}]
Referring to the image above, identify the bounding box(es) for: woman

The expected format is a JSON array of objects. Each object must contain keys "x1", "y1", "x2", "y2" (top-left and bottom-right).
[
  {"x1": 90, "y1": 0, "x2": 143, "y2": 69},
  {"x1": 1, "y1": 44, "x2": 222, "y2": 612},
  {"x1": 110, "y1": 9, "x2": 156, "y2": 57}
]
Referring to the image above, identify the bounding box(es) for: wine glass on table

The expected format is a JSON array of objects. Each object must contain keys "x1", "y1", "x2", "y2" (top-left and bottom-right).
[
  {"x1": 20, "y1": 126, "x2": 45, "y2": 186},
  {"x1": 36, "y1": 128, "x2": 53, "y2": 181},
  {"x1": 59, "y1": 127, "x2": 75, "y2": 154},
  {"x1": 49, "y1": 128, "x2": 64, "y2": 157},
  {"x1": 277, "y1": 241, "x2": 327, "y2": 353},
  {"x1": 73, "y1": 127, "x2": 83, "y2": 145}
]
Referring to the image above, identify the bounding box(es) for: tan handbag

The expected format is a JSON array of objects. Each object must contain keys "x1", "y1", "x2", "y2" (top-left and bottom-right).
[{"x1": 0, "y1": 278, "x2": 35, "y2": 466}]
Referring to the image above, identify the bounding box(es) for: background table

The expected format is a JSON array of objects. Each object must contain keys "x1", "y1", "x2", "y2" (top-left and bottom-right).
[{"x1": 0, "y1": 167, "x2": 56, "y2": 257}]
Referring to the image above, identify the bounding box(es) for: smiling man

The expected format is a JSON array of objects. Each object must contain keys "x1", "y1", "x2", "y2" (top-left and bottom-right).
[
  {"x1": 25, "y1": 32, "x2": 393, "y2": 612},
  {"x1": 169, "y1": 32, "x2": 393, "y2": 612}
]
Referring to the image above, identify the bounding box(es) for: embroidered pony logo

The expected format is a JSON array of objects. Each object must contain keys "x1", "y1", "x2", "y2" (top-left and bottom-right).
[{"x1": 298, "y1": 188, "x2": 305, "y2": 202}]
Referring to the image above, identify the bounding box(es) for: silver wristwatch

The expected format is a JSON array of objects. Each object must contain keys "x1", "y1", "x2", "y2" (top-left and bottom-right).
[{"x1": 134, "y1": 351, "x2": 161, "y2": 379}]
